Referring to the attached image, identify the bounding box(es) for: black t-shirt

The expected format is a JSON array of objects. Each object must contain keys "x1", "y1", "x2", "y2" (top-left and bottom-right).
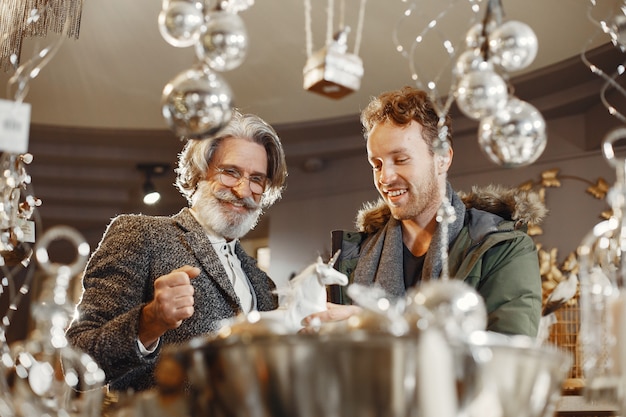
[{"x1": 403, "y1": 244, "x2": 425, "y2": 289}]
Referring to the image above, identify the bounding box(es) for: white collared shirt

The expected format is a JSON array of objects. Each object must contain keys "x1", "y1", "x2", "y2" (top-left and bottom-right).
[{"x1": 190, "y1": 209, "x2": 256, "y2": 313}]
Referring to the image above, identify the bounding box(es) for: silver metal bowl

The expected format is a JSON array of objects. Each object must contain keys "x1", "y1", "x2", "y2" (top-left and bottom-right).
[
  {"x1": 467, "y1": 331, "x2": 572, "y2": 417},
  {"x1": 165, "y1": 329, "x2": 570, "y2": 417},
  {"x1": 172, "y1": 332, "x2": 424, "y2": 417}
]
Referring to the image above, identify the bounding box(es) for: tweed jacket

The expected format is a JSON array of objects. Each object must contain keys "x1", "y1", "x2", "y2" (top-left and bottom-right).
[
  {"x1": 65, "y1": 208, "x2": 278, "y2": 392},
  {"x1": 331, "y1": 184, "x2": 546, "y2": 337}
]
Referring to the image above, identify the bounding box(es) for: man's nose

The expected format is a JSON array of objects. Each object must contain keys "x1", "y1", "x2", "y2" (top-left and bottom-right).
[
  {"x1": 378, "y1": 165, "x2": 396, "y2": 185},
  {"x1": 232, "y1": 179, "x2": 253, "y2": 198}
]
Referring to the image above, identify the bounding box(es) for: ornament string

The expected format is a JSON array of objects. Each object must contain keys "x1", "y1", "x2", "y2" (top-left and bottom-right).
[
  {"x1": 304, "y1": 0, "x2": 313, "y2": 58},
  {"x1": 326, "y1": 0, "x2": 334, "y2": 45},
  {"x1": 305, "y1": 0, "x2": 367, "y2": 57},
  {"x1": 354, "y1": 0, "x2": 367, "y2": 56},
  {"x1": 582, "y1": 1, "x2": 626, "y2": 124}
]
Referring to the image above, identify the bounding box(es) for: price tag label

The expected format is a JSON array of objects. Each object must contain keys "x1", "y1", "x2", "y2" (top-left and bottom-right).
[
  {"x1": 0, "y1": 99, "x2": 30, "y2": 154},
  {"x1": 17, "y1": 218, "x2": 35, "y2": 243}
]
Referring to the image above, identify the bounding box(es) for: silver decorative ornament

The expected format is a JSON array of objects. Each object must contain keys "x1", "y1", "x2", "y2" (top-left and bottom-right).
[
  {"x1": 158, "y1": 0, "x2": 204, "y2": 48},
  {"x1": 464, "y1": 21, "x2": 496, "y2": 50},
  {"x1": 161, "y1": 65, "x2": 233, "y2": 138},
  {"x1": 488, "y1": 20, "x2": 538, "y2": 72},
  {"x1": 196, "y1": 10, "x2": 248, "y2": 72},
  {"x1": 455, "y1": 69, "x2": 508, "y2": 120},
  {"x1": 478, "y1": 98, "x2": 547, "y2": 168},
  {"x1": 406, "y1": 280, "x2": 487, "y2": 338},
  {"x1": 454, "y1": 49, "x2": 492, "y2": 78},
  {"x1": 219, "y1": 0, "x2": 255, "y2": 13},
  {"x1": 8, "y1": 227, "x2": 105, "y2": 417}
]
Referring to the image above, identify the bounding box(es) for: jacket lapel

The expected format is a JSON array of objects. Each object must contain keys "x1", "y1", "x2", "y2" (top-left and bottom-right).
[{"x1": 173, "y1": 209, "x2": 239, "y2": 303}]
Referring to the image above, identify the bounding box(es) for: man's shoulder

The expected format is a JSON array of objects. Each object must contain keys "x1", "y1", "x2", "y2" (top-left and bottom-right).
[{"x1": 465, "y1": 207, "x2": 525, "y2": 243}]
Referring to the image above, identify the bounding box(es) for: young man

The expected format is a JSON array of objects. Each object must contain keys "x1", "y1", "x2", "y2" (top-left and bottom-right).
[
  {"x1": 304, "y1": 86, "x2": 545, "y2": 336},
  {"x1": 66, "y1": 110, "x2": 288, "y2": 392}
]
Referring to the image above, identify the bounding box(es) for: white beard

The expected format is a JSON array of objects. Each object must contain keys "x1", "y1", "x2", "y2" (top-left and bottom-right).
[{"x1": 192, "y1": 181, "x2": 262, "y2": 240}]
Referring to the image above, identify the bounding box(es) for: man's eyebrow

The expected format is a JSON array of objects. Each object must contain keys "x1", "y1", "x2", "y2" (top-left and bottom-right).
[{"x1": 220, "y1": 164, "x2": 267, "y2": 176}]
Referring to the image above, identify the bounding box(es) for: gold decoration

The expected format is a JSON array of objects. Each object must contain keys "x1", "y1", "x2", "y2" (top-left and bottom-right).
[
  {"x1": 519, "y1": 168, "x2": 607, "y2": 309},
  {"x1": 540, "y1": 168, "x2": 562, "y2": 188},
  {"x1": 586, "y1": 178, "x2": 609, "y2": 200},
  {"x1": 600, "y1": 209, "x2": 613, "y2": 220},
  {"x1": 0, "y1": 0, "x2": 83, "y2": 72}
]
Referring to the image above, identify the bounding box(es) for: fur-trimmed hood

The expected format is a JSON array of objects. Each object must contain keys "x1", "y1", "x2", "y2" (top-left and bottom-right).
[{"x1": 355, "y1": 184, "x2": 547, "y2": 234}]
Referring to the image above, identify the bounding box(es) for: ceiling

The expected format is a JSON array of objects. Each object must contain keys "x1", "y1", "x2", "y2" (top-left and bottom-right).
[{"x1": 0, "y1": 0, "x2": 623, "y2": 251}]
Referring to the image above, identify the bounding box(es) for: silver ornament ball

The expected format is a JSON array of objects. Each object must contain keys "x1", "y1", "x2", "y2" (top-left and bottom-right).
[
  {"x1": 161, "y1": 65, "x2": 234, "y2": 138},
  {"x1": 478, "y1": 98, "x2": 547, "y2": 168},
  {"x1": 158, "y1": 0, "x2": 204, "y2": 48},
  {"x1": 406, "y1": 280, "x2": 487, "y2": 338},
  {"x1": 455, "y1": 69, "x2": 508, "y2": 120},
  {"x1": 196, "y1": 10, "x2": 248, "y2": 72},
  {"x1": 489, "y1": 20, "x2": 538, "y2": 72}
]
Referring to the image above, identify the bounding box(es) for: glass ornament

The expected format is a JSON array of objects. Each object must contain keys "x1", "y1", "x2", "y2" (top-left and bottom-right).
[
  {"x1": 453, "y1": 49, "x2": 492, "y2": 79},
  {"x1": 195, "y1": 10, "x2": 248, "y2": 72},
  {"x1": 488, "y1": 20, "x2": 538, "y2": 72},
  {"x1": 406, "y1": 280, "x2": 487, "y2": 339},
  {"x1": 219, "y1": 0, "x2": 255, "y2": 14},
  {"x1": 455, "y1": 69, "x2": 508, "y2": 120},
  {"x1": 161, "y1": 65, "x2": 233, "y2": 138},
  {"x1": 8, "y1": 226, "x2": 105, "y2": 417},
  {"x1": 158, "y1": 0, "x2": 204, "y2": 48},
  {"x1": 464, "y1": 21, "x2": 497, "y2": 50},
  {"x1": 477, "y1": 98, "x2": 547, "y2": 168},
  {"x1": 578, "y1": 127, "x2": 626, "y2": 410}
]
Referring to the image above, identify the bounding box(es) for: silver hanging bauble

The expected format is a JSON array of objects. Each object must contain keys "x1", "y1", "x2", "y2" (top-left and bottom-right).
[
  {"x1": 488, "y1": 20, "x2": 538, "y2": 72},
  {"x1": 406, "y1": 280, "x2": 487, "y2": 339},
  {"x1": 455, "y1": 69, "x2": 508, "y2": 120},
  {"x1": 478, "y1": 98, "x2": 546, "y2": 168},
  {"x1": 219, "y1": 0, "x2": 255, "y2": 13},
  {"x1": 454, "y1": 49, "x2": 492, "y2": 78},
  {"x1": 464, "y1": 21, "x2": 497, "y2": 50},
  {"x1": 161, "y1": 65, "x2": 233, "y2": 138},
  {"x1": 158, "y1": 0, "x2": 204, "y2": 48},
  {"x1": 195, "y1": 10, "x2": 248, "y2": 72}
]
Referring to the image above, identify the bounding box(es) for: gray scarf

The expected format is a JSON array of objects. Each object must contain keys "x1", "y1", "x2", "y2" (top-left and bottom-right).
[{"x1": 353, "y1": 183, "x2": 467, "y2": 297}]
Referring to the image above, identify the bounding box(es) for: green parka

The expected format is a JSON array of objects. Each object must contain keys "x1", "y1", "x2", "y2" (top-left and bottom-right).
[{"x1": 330, "y1": 184, "x2": 547, "y2": 337}]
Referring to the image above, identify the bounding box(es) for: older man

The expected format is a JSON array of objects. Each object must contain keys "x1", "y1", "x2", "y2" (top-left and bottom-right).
[{"x1": 66, "y1": 110, "x2": 288, "y2": 391}]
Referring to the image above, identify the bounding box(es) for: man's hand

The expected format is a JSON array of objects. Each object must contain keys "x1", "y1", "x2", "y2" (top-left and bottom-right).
[
  {"x1": 301, "y1": 302, "x2": 362, "y2": 329},
  {"x1": 139, "y1": 265, "x2": 200, "y2": 348}
]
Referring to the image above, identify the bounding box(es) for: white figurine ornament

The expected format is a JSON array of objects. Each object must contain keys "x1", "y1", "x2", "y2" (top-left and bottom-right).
[{"x1": 254, "y1": 250, "x2": 348, "y2": 333}]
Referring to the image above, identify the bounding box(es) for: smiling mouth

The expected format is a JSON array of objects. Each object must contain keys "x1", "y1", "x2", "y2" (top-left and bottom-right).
[{"x1": 386, "y1": 189, "x2": 407, "y2": 197}]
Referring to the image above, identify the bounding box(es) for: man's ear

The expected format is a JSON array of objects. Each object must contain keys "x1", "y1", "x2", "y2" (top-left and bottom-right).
[{"x1": 436, "y1": 148, "x2": 453, "y2": 174}]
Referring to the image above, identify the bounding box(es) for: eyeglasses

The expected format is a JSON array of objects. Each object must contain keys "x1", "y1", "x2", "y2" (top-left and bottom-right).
[{"x1": 214, "y1": 167, "x2": 268, "y2": 195}]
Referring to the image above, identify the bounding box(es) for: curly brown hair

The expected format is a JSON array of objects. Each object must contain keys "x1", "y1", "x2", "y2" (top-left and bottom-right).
[{"x1": 360, "y1": 86, "x2": 452, "y2": 153}]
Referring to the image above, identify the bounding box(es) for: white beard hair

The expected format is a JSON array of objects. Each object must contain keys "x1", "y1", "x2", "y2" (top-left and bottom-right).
[{"x1": 193, "y1": 181, "x2": 262, "y2": 240}]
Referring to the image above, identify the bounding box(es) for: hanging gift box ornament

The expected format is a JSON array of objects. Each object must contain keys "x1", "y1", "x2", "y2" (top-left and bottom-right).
[
  {"x1": 302, "y1": 0, "x2": 367, "y2": 99},
  {"x1": 303, "y1": 28, "x2": 364, "y2": 99}
]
